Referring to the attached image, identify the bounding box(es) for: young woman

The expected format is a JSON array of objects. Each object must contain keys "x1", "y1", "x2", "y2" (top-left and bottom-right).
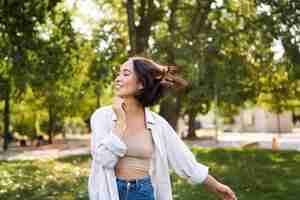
[{"x1": 88, "y1": 56, "x2": 237, "y2": 200}]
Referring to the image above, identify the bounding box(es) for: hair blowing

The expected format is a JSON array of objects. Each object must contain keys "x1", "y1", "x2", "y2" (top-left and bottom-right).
[{"x1": 130, "y1": 56, "x2": 189, "y2": 107}]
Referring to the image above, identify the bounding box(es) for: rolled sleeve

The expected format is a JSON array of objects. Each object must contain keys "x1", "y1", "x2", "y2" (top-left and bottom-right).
[{"x1": 99, "y1": 131, "x2": 127, "y2": 157}]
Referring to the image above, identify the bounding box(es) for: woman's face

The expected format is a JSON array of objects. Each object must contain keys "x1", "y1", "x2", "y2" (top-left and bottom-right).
[{"x1": 113, "y1": 59, "x2": 143, "y2": 97}]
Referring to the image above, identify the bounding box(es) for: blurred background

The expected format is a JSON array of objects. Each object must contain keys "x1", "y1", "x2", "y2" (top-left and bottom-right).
[{"x1": 0, "y1": 0, "x2": 300, "y2": 199}]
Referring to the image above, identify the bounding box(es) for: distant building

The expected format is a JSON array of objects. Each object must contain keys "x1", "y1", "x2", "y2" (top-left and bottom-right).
[
  {"x1": 196, "y1": 106, "x2": 294, "y2": 133},
  {"x1": 233, "y1": 107, "x2": 293, "y2": 133}
]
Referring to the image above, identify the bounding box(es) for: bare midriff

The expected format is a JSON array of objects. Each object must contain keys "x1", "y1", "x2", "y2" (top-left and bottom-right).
[{"x1": 115, "y1": 129, "x2": 154, "y2": 180}]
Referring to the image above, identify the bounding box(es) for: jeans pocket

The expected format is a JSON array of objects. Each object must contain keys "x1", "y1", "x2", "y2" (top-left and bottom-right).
[{"x1": 137, "y1": 182, "x2": 154, "y2": 199}]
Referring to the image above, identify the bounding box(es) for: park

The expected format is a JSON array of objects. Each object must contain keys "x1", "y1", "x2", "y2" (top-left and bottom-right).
[{"x1": 1, "y1": 0, "x2": 300, "y2": 200}]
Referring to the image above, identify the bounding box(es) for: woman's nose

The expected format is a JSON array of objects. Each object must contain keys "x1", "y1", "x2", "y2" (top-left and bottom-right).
[
  {"x1": 115, "y1": 76, "x2": 121, "y2": 83},
  {"x1": 114, "y1": 76, "x2": 122, "y2": 85}
]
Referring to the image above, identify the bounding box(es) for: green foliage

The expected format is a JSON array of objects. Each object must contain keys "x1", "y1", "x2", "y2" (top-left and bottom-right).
[
  {"x1": 0, "y1": 0, "x2": 62, "y2": 93},
  {"x1": 1, "y1": 0, "x2": 300, "y2": 147},
  {"x1": 0, "y1": 0, "x2": 65, "y2": 149},
  {"x1": 13, "y1": 116, "x2": 37, "y2": 140},
  {"x1": 63, "y1": 117, "x2": 88, "y2": 135},
  {"x1": 0, "y1": 149, "x2": 300, "y2": 200},
  {"x1": 171, "y1": 148, "x2": 300, "y2": 200},
  {"x1": 258, "y1": 64, "x2": 296, "y2": 114},
  {"x1": 0, "y1": 155, "x2": 90, "y2": 200}
]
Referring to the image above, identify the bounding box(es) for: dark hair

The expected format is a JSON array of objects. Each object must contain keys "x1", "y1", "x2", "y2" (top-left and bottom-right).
[{"x1": 131, "y1": 57, "x2": 188, "y2": 107}]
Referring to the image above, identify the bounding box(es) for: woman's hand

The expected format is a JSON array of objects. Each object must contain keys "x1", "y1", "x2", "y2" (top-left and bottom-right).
[
  {"x1": 112, "y1": 96, "x2": 127, "y2": 122},
  {"x1": 112, "y1": 96, "x2": 127, "y2": 137},
  {"x1": 203, "y1": 175, "x2": 237, "y2": 200},
  {"x1": 215, "y1": 183, "x2": 237, "y2": 200}
]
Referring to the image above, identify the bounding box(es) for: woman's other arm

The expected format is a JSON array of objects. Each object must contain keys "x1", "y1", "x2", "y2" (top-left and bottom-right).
[
  {"x1": 90, "y1": 108, "x2": 127, "y2": 169},
  {"x1": 203, "y1": 175, "x2": 237, "y2": 200}
]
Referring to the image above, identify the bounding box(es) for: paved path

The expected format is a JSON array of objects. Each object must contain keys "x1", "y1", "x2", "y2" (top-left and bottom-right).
[
  {"x1": 1, "y1": 133, "x2": 299, "y2": 161},
  {"x1": 186, "y1": 133, "x2": 300, "y2": 151},
  {"x1": 0, "y1": 138, "x2": 90, "y2": 161},
  {"x1": 0, "y1": 146, "x2": 90, "y2": 161}
]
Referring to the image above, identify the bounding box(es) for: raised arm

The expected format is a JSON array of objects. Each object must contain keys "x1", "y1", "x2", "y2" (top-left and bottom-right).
[{"x1": 90, "y1": 108, "x2": 127, "y2": 169}]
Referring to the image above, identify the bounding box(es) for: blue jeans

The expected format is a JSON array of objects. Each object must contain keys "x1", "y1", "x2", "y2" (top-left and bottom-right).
[{"x1": 116, "y1": 176, "x2": 155, "y2": 200}]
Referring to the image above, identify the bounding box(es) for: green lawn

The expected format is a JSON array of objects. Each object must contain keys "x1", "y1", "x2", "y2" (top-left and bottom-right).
[{"x1": 0, "y1": 148, "x2": 299, "y2": 200}]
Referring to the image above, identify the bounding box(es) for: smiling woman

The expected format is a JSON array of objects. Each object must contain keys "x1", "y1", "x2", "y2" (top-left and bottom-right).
[
  {"x1": 113, "y1": 56, "x2": 188, "y2": 107},
  {"x1": 88, "y1": 56, "x2": 237, "y2": 200}
]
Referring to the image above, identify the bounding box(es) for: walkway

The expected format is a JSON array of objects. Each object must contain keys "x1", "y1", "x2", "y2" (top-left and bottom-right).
[
  {"x1": 1, "y1": 133, "x2": 300, "y2": 161},
  {"x1": 185, "y1": 132, "x2": 300, "y2": 151}
]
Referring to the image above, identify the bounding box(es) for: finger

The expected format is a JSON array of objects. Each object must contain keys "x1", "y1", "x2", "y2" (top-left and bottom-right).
[
  {"x1": 223, "y1": 190, "x2": 234, "y2": 200},
  {"x1": 228, "y1": 192, "x2": 236, "y2": 200},
  {"x1": 229, "y1": 190, "x2": 237, "y2": 200},
  {"x1": 233, "y1": 194, "x2": 238, "y2": 200},
  {"x1": 229, "y1": 192, "x2": 237, "y2": 200},
  {"x1": 121, "y1": 103, "x2": 126, "y2": 111}
]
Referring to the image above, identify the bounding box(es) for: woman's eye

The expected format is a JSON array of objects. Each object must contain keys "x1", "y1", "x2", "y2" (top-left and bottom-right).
[{"x1": 114, "y1": 71, "x2": 130, "y2": 77}]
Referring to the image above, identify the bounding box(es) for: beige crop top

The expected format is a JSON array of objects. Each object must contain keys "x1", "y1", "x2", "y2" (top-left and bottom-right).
[{"x1": 115, "y1": 128, "x2": 154, "y2": 180}]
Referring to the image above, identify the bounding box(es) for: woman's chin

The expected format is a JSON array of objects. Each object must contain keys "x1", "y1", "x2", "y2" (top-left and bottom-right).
[
  {"x1": 114, "y1": 92, "x2": 125, "y2": 97},
  {"x1": 113, "y1": 89, "x2": 121, "y2": 95},
  {"x1": 113, "y1": 89, "x2": 132, "y2": 97}
]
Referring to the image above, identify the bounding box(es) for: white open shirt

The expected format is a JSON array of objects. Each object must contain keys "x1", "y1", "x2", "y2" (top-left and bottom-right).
[{"x1": 88, "y1": 105, "x2": 209, "y2": 200}]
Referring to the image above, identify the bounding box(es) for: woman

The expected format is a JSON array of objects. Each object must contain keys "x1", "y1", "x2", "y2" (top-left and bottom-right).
[{"x1": 88, "y1": 56, "x2": 237, "y2": 200}]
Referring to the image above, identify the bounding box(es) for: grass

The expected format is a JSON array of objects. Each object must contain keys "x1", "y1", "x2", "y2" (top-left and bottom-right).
[{"x1": 0, "y1": 148, "x2": 299, "y2": 200}]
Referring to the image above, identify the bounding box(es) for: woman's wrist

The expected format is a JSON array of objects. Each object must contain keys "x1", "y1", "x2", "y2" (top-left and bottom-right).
[
  {"x1": 114, "y1": 119, "x2": 127, "y2": 138},
  {"x1": 204, "y1": 175, "x2": 237, "y2": 200},
  {"x1": 116, "y1": 118, "x2": 126, "y2": 128},
  {"x1": 203, "y1": 175, "x2": 220, "y2": 193}
]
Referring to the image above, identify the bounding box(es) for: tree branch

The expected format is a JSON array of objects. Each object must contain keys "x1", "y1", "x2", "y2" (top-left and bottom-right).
[{"x1": 126, "y1": 0, "x2": 136, "y2": 55}]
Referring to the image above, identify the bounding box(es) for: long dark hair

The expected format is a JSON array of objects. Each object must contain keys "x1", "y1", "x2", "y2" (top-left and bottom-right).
[{"x1": 130, "y1": 56, "x2": 188, "y2": 107}]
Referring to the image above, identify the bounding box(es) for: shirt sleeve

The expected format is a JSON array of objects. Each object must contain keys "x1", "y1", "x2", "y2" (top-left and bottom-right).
[
  {"x1": 162, "y1": 118, "x2": 209, "y2": 185},
  {"x1": 90, "y1": 108, "x2": 127, "y2": 169}
]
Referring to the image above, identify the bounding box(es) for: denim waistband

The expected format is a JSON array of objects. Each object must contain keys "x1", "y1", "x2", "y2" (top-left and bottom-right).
[{"x1": 116, "y1": 176, "x2": 151, "y2": 185}]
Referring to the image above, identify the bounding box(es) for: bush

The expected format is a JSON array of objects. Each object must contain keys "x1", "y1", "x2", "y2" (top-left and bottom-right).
[
  {"x1": 63, "y1": 117, "x2": 88, "y2": 135},
  {"x1": 13, "y1": 116, "x2": 37, "y2": 140}
]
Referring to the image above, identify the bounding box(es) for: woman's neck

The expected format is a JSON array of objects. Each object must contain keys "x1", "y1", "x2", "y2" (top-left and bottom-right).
[{"x1": 122, "y1": 97, "x2": 144, "y2": 117}]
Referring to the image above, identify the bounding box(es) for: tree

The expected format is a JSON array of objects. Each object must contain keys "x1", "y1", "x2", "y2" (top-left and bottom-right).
[
  {"x1": 87, "y1": 21, "x2": 128, "y2": 110},
  {"x1": 0, "y1": 0, "x2": 61, "y2": 151},
  {"x1": 255, "y1": 0, "x2": 300, "y2": 122},
  {"x1": 30, "y1": 6, "x2": 79, "y2": 144},
  {"x1": 125, "y1": 0, "x2": 164, "y2": 55},
  {"x1": 152, "y1": 0, "x2": 265, "y2": 136}
]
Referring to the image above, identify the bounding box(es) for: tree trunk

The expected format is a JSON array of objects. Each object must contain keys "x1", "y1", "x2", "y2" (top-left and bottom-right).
[
  {"x1": 214, "y1": 82, "x2": 219, "y2": 143},
  {"x1": 186, "y1": 111, "x2": 197, "y2": 139},
  {"x1": 159, "y1": 91, "x2": 182, "y2": 131},
  {"x1": 96, "y1": 87, "x2": 100, "y2": 108},
  {"x1": 158, "y1": 0, "x2": 181, "y2": 132},
  {"x1": 126, "y1": 0, "x2": 137, "y2": 55},
  {"x1": 47, "y1": 105, "x2": 54, "y2": 144},
  {"x1": 173, "y1": 95, "x2": 181, "y2": 130},
  {"x1": 125, "y1": 0, "x2": 157, "y2": 55},
  {"x1": 96, "y1": 94, "x2": 100, "y2": 109},
  {"x1": 3, "y1": 79, "x2": 11, "y2": 151},
  {"x1": 95, "y1": 83, "x2": 101, "y2": 108}
]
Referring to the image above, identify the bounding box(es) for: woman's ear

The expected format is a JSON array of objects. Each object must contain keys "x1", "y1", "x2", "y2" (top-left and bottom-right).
[
  {"x1": 135, "y1": 84, "x2": 144, "y2": 96},
  {"x1": 138, "y1": 84, "x2": 144, "y2": 90},
  {"x1": 137, "y1": 82, "x2": 144, "y2": 90}
]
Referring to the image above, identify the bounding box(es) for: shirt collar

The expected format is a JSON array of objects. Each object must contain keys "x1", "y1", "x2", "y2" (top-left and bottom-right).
[{"x1": 112, "y1": 107, "x2": 155, "y2": 125}]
